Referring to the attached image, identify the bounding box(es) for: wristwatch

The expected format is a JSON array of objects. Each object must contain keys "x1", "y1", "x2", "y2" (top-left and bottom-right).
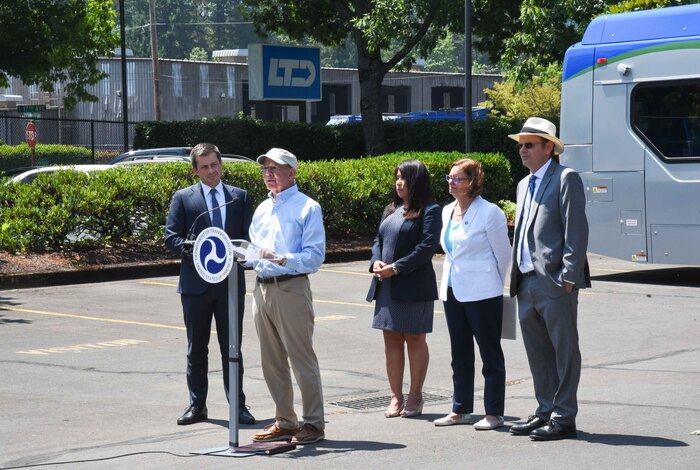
[{"x1": 391, "y1": 263, "x2": 399, "y2": 275}]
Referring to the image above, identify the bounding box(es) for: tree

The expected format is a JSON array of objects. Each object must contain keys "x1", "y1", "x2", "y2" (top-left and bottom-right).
[
  {"x1": 123, "y1": 1, "x2": 261, "y2": 59},
  {"x1": 0, "y1": 0, "x2": 119, "y2": 109},
  {"x1": 500, "y1": 1, "x2": 612, "y2": 81},
  {"x1": 240, "y1": 0, "x2": 464, "y2": 155}
]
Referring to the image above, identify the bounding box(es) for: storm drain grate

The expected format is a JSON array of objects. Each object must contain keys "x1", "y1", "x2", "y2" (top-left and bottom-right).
[{"x1": 329, "y1": 391, "x2": 452, "y2": 410}]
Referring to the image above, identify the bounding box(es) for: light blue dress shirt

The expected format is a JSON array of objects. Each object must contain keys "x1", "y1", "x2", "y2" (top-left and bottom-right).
[{"x1": 249, "y1": 184, "x2": 326, "y2": 279}]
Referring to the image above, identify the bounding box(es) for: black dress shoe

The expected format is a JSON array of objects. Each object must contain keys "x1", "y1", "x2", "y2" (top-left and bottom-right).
[
  {"x1": 177, "y1": 405, "x2": 208, "y2": 425},
  {"x1": 530, "y1": 420, "x2": 577, "y2": 441},
  {"x1": 510, "y1": 415, "x2": 548, "y2": 435},
  {"x1": 239, "y1": 407, "x2": 256, "y2": 425}
]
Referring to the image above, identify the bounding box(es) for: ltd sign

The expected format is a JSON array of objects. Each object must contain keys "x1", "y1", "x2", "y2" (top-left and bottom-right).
[{"x1": 248, "y1": 44, "x2": 321, "y2": 101}]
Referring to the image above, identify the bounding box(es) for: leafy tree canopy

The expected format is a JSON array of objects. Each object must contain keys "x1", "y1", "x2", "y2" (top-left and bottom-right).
[
  {"x1": 240, "y1": 0, "x2": 465, "y2": 155},
  {"x1": 124, "y1": 0, "x2": 261, "y2": 60},
  {"x1": 0, "y1": 0, "x2": 118, "y2": 109}
]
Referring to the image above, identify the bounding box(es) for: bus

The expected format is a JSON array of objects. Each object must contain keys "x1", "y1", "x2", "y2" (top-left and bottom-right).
[{"x1": 560, "y1": 4, "x2": 700, "y2": 265}]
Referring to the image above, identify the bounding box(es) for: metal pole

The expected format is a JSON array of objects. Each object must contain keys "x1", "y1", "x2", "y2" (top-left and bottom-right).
[
  {"x1": 149, "y1": 0, "x2": 161, "y2": 121},
  {"x1": 464, "y1": 0, "x2": 472, "y2": 154},
  {"x1": 118, "y1": 0, "x2": 129, "y2": 152},
  {"x1": 91, "y1": 120, "x2": 95, "y2": 163},
  {"x1": 227, "y1": 264, "x2": 240, "y2": 448}
]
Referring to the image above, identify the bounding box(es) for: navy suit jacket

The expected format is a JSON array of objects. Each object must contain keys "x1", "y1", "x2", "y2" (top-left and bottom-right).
[
  {"x1": 165, "y1": 182, "x2": 253, "y2": 296},
  {"x1": 366, "y1": 202, "x2": 442, "y2": 302}
]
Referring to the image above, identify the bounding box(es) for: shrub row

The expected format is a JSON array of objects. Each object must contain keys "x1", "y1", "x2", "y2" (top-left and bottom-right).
[
  {"x1": 133, "y1": 116, "x2": 530, "y2": 196},
  {"x1": 0, "y1": 144, "x2": 94, "y2": 172},
  {"x1": 0, "y1": 151, "x2": 512, "y2": 253}
]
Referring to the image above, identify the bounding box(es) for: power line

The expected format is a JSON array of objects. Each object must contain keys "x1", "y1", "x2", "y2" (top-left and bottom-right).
[{"x1": 126, "y1": 21, "x2": 254, "y2": 31}]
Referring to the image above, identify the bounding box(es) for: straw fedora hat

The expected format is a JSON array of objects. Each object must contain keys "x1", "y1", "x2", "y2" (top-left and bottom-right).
[{"x1": 508, "y1": 117, "x2": 564, "y2": 155}]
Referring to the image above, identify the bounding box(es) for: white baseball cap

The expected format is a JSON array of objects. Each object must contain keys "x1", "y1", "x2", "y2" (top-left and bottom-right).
[{"x1": 256, "y1": 148, "x2": 298, "y2": 169}]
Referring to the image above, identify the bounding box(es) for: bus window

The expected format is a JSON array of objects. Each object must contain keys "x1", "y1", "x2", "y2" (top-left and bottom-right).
[{"x1": 631, "y1": 80, "x2": 700, "y2": 162}]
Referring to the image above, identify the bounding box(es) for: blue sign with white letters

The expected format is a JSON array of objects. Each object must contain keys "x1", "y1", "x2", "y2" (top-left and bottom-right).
[{"x1": 248, "y1": 44, "x2": 321, "y2": 101}]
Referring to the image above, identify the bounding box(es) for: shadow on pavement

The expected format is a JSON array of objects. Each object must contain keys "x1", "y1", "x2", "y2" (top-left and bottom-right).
[
  {"x1": 291, "y1": 439, "x2": 406, "y2": 456},
  {"x1": 576, "y1": 431, "x2": 689, "y2": 447},
  {"x1": 592, "y1": 267, "x2": 700, "y2": 288}
]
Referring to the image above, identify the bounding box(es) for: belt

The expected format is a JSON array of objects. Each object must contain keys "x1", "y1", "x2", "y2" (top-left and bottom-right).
[
  {"x1": 256, "y1": 273, "x2": 307, "y2": 284},
  {"x1": 521, "y1": 270, "x2": 536, "y2": 277}
]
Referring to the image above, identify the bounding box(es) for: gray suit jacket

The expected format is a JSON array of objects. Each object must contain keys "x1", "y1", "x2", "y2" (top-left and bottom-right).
[
  {"x1": 509, "y1": 161, "x2": 591, "y2": 297},
  {"x1": 165, "y1": 182, "x2": 253, "y2": 295}
]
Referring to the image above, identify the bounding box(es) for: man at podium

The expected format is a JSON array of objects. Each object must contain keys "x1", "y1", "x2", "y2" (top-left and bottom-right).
[{"x1": 165, "y1": 143, "x2": 255, "y2": 426}]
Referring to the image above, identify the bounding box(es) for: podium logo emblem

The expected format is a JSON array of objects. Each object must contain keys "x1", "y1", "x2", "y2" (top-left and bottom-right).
[{"x1": 193, "y1": 227, "x2": 234, "y2": 283}]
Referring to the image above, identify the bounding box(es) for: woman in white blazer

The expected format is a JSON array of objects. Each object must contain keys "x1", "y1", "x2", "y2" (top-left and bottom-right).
[{"x1": 433, "y1": 158, "x2": 511, "y2": 431}]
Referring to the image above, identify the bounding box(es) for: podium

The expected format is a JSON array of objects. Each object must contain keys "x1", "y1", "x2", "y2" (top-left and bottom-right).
[{"x1": 185, "y1": 228, "x2": 294, "y2": 456}]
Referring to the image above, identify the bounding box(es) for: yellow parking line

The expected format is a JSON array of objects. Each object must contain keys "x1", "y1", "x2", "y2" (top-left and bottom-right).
[
  {"x1": 0, "y1": 306, "x2": 185, "y2": 330},
  {"x1": 318, "y1": 268, "x2": 371, "y2": 277},
  {"x1": 143, "y1": 281, "x2": 176, "y2": 287}
]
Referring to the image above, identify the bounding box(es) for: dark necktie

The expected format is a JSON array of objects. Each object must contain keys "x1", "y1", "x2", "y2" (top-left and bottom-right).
[
  {"x1": 209, "y1": 189, "x2": 223, "y2": 229},
  {"x1": 518, "y1": 175, "x2": 537, "y2": 265}
]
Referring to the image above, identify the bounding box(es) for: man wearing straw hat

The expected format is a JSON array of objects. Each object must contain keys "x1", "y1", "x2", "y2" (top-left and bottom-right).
[{"x1": 507, "y1": 117, "x2": 590, "y2": 441}]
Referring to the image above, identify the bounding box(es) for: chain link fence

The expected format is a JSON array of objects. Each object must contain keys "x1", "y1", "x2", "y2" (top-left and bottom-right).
[{"x1": 0, "y1": 115, "x2": 137, "y2": 169}]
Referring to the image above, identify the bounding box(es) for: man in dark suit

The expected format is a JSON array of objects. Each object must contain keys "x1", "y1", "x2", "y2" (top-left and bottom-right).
[
  {"x1": 165, "y1": 143, "x2": 255, "y2": 425},
  {"x1": 508, "y1": 118, "x2": 590, "y2": 441}
]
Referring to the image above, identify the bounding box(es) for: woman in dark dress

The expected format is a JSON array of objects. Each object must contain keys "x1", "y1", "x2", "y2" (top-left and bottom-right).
[{"x1": 366, "y1": 159, "x2": 442, "y2": 418}]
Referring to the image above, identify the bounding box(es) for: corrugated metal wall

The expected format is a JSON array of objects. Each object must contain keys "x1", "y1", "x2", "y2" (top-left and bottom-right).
[{"x1": 2, "y1": 58, "x2": 501, "y2": 124}]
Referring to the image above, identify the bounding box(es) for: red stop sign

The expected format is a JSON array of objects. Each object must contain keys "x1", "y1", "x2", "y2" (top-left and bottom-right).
[{"x1": 26, "y1": 121, "x2": 38, "y2": 148}]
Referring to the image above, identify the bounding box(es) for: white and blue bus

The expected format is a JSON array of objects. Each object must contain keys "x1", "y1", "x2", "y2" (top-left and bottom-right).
[{"x1": 560, "y1": 4, "x2": 700, "y2": 265}]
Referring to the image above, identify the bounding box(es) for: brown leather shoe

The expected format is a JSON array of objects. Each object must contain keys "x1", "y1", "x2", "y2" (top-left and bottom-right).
[
  {"x1": 251, "y1": 423, "x2": 299, "y2": 442},
  {"x1": 291, "y1": 423, "x2": 325, "y2": 445}
]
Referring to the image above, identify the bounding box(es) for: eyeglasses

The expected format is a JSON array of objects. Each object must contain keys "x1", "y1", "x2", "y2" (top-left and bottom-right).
[
  {"x1": 516, "y1": 141, "x2": 546, "y2": 150},
  {"x1": 445, "y1": 175, "x2": 469, "y2": 183},
  {"x1": 261, "y1": 166, "x2": 282, "y2": 175}
]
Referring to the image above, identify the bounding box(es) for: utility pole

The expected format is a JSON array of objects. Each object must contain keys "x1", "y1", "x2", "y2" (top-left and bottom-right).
[
  {"x1": 464, "y1": 0, "x2": 472, "y2": 154},
  {"x1": 118, "y1": 0, "x2": 129, "y2": 152},
  {"x1": 149, "y1": 0, "x2": 161, "y2": 121}
]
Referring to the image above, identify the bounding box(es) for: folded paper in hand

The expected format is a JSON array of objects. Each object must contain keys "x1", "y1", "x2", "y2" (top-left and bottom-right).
[{"x1": 231, "y1": 240, "x2": 283, "y2": 262}]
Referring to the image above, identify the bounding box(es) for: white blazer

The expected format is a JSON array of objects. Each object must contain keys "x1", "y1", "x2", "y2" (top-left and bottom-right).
[{"x1": 439, "y1": 196, "x2": 512, "y2": 302}]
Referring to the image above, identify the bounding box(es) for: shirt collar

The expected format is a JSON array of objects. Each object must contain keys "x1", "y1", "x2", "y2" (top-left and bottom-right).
[
  {"x1": 269, "y1": 184, "x2": 299, "y2": 204},
  {"x1": 531, "y1": 158, "x2": 552, "y2": 180},
  {"x1": 201, "y1": 181, "x2": 224, "y2": 195}
]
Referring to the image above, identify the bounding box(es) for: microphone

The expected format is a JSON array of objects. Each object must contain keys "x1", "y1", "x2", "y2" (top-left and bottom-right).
[{"x1": 185, "y1": 197, "x2": 238, "y2": 244}]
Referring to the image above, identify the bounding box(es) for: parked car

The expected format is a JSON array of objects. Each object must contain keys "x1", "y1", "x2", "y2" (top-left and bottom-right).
[
  {"x1": 110, "y1": 147, "x2": 191, "y2": 164},
  {"x1": 110, "y1": 147, "x2": 254, "y2": 164},
  {"x1": 114, "y1": 155, "x2": 254, "y2": 166},
  {"x1": 7, "y1": 165, "x2": 113, "y2": 184}
]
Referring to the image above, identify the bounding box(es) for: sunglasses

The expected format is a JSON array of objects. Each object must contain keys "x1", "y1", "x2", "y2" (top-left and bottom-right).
[
  {"x1": 516, "y1": 141, "x2": 547, "y2": 150},
  {"x1": 445, "y1": 175, "x2": 469, "y2": 183}
]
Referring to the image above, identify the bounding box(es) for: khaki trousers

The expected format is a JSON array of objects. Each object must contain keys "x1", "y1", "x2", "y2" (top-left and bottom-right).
[{"x1": 253, "y1": 276, "x2": 325, "y2": 430}]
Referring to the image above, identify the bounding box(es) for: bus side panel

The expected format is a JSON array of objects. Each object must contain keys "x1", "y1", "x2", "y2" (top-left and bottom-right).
[
  {"x1": 592, "y1": 83, "x2": 644, "y2": 172},
  {"x1": 560, "y1": 74, "x2": 593, "y2": 146},
  {"x1": 645, "y1": 151, "x2": 700, "y2": 264},
  {"x1": 581, "y1": 171, "x2": 648, "y2": 262}
]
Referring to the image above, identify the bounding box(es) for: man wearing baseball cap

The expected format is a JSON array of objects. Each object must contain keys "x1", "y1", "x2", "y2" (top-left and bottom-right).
[
  {"x1": 248, "y1": 148, "x2": 327, "y2": 445},
  {"x1": 507, "y1": 118, "x2": 590, "y2": 441}
]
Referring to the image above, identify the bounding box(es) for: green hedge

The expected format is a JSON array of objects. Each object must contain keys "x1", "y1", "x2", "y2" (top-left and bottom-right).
[
  {"x1": 0, "y1": 151, "x2": 510, "y2": 252},
  {"x1": 0, "y1": 144, "x2": 93, "y2": 172},
  {"x1": 133, "y1": 115, "x2": 528, "y2": 198}
]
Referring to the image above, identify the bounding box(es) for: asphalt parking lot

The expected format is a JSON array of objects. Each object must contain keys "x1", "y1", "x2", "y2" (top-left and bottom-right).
[{"x1": 1, "y1": 255, "x2": 699, "y2": 469}]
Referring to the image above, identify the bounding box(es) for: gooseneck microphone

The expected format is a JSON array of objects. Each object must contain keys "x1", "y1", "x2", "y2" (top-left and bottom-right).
[{"x1": 185, "y1": 197, "x2": 238, "y2": 243}]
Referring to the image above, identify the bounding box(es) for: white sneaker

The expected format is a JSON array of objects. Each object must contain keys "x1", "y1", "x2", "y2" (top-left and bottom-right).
[
  {"x1": 473, "y1": 416, "x2": 505, "y2": 430},
  {"x1": 433, "y1": 413, "x2": 473, "y2": 426}
]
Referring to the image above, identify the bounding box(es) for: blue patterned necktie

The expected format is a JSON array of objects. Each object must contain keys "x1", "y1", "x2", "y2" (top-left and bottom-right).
[
  {"x1": 518, "y1": 175, "x2": 537, "y2": 265},
  {"x1": 209, "y1": 189, "x2": 223, "y2": 229}
]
